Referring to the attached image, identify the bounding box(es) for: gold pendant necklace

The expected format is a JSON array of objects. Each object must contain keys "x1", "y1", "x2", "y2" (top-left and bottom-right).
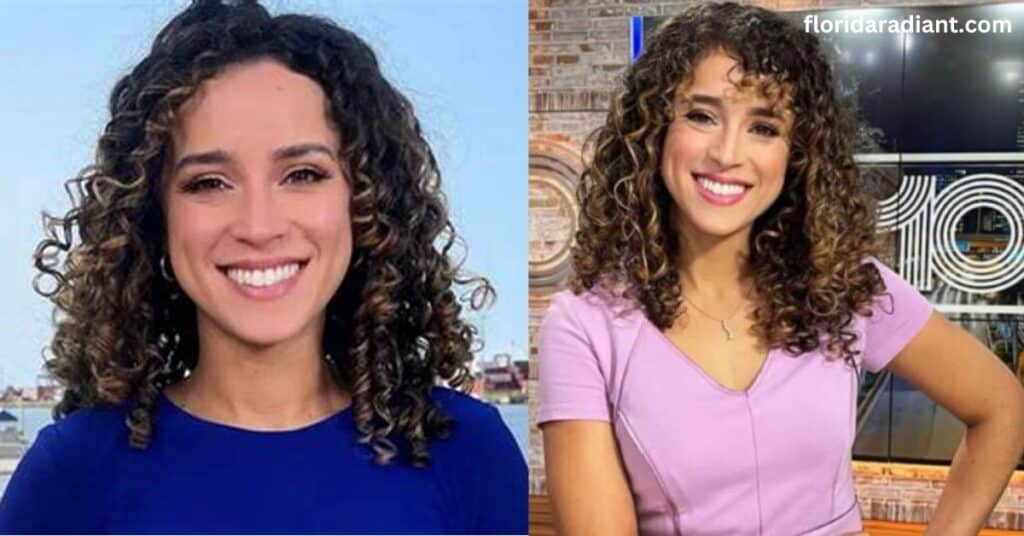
[
  {"x1": 720, "y1": 320, "x2": 734, "y2": 340},
  {"x1": 684, "y1": 296, "x2": 744, "y2": 341}
]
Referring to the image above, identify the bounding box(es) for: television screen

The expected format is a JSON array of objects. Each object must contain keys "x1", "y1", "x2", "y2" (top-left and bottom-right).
[{"x1": 901, "y1": 5, "x2": 1024, "y2": 153}]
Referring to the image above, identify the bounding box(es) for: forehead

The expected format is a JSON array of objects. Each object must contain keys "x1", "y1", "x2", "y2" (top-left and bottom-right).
[
  {"x1": 172, "y1": 59, "x2": 339, "y2": 153},
  {"x1": 677, "y1": 49, "x2": 785, "y2": 106}
]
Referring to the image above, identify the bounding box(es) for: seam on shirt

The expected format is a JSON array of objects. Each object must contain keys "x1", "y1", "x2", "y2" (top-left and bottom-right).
[
  {"x1": 615, "y1": 411, "x2": 683, "y2": 535},
  {"x1": 744, "y1": 396, "x2": 764, "y2": 535},
  {"x1": 611, "y1": 316, "x2": 645, "y2": 417},
  {"x1": 837, "y1": 362, "x2": 860, "y2": 516}
]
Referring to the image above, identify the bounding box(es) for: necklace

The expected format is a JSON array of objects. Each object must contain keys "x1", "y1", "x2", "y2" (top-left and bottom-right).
[{"x1": 683, "y1": 295, "x2": 745, "y2": 341}]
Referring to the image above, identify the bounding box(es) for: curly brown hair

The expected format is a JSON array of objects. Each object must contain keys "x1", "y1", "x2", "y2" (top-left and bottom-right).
[
  {"x1": 571, "y1": 2, "x2": 885, "y2": 364},
  {"x1": 33, "y1": 0, "x2": 492, "y2": 467}
]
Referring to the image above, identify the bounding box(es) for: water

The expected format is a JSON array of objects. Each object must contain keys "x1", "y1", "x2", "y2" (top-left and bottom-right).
[
  {"x1": 5, "y1": 406, "x2": 53, "y2": 446},
  {"x1": 0, "y1": 403, "x2": 528, "y2": 497},
  {"x1": 496, "y1": 403, "x2": 528, "y2": 456}
]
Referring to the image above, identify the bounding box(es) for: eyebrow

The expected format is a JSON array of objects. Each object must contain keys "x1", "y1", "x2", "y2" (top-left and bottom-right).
[
  {"x1": 688, "y1": 94, "x2": 780, "y2": 119},
  {"x1": 172, "y1": 143, "x2": 338, "y2": 174}
]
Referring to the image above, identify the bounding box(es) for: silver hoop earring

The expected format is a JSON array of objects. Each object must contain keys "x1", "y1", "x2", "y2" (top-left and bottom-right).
[{"x1": 159, "y1": 254, "x2": 175, "y2": 283}]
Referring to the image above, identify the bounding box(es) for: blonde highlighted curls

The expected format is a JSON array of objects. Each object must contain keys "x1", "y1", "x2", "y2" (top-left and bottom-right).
[
  {"x1": 571, "y1": 2, "x2": 885, "y2": 364},
  {"x1": 34, "y1": 0, "x2": 492, "y2": 467}
]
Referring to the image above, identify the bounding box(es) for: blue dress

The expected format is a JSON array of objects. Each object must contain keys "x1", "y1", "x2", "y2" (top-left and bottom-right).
[{"x1": 0, "y1": 387, "x2": 526, "y2": 534}]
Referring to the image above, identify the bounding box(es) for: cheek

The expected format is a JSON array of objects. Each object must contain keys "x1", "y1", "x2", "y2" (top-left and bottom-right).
[
  {"x1": 303, "y1": 185, "x2": 353, "y2": 252},
  {"x1": 315, "y1": 208, "x2": 352, "y2": 248},
  {"x1": 661, "y1": 126, "x2": 705, "y2": 187},
  {"x1": 756, "y1": 144, "x2": 789, "y2": 194},
  {"x1": 164, "y1": 201, "x2": 222, "y2": 258}
]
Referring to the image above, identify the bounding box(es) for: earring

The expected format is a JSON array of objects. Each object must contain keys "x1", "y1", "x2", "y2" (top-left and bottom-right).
[
  {"x1": 160, "y1": 254, "x2": 181, "y2": 302},
  {"x1": 159, "y1": 254, "x2": 175, "y2": 283}
]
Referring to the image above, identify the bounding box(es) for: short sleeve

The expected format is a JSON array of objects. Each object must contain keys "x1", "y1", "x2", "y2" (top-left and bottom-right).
[
  {"x1": 0, "y1": 424, "x2": 92, "y2": 534},
  {"x1": 860, "y1": 257, "x2": 935, "y2": 372},
  {"x1": 537, "y1": 292, "x2": 612, "y2": 424}
]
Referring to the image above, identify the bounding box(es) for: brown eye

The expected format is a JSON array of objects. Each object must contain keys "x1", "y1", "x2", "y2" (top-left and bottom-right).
[
  {"x1": 685, "y1": 110, "x2": 715, "y2": 125},
  {"x1": 182, "y1": 176, "x2": 229, "y2": 193},
  {"x1": 751, "y1": 123, "x2": 781, "y2": 138},
  {"x1": 284, "y1": 168, "x2": 329, "y2": 185}
]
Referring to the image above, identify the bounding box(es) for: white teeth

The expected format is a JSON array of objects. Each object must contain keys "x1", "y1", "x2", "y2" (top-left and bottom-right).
[
  {"x1": 226, "y1": 263, "x2": 300, "y2": 288},
  {"x1": 697, "y1": 177, "x2": 746, "y2": 196}
]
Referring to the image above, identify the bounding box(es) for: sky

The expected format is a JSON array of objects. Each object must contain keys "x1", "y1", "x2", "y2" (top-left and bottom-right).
[{"x1": 0, "y1": 0, "x2": 527, "y2": 387}]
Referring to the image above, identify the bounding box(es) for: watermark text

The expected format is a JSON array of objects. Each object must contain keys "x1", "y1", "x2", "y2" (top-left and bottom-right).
[{"x1": 804, "y1": 14, "x2": 1012, "y2": 34}]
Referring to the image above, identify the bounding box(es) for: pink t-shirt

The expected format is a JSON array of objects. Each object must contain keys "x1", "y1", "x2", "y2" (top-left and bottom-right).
[{"x1": 537, "y1": 258, "x2": 934, "y2": 535}]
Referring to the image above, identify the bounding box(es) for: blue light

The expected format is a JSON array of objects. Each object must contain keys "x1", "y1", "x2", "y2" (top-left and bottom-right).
[{"x1": 631, "y1": 15, "x2": 644, "y2": 61}]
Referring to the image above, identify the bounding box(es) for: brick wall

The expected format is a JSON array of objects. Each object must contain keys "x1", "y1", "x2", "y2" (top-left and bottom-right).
[
  {"x1": 853, "y1": 462, "x2": 1024, "y2": 527},
  {"x1": 527, "y1": 0, "x2": 1024, "y2": 528}
]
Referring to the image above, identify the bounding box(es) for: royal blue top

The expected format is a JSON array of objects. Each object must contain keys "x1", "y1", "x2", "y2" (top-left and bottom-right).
[{"x1": 0, "y1": 388, "x2": 527, "y2": 534}]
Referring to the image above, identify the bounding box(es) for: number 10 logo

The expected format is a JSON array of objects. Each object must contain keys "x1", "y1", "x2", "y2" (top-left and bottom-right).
[{"x1": 878, "y1": 174, "x2": 1024, "y2": 299}]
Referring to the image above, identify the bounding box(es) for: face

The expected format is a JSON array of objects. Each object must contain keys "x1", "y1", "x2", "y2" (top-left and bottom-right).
[
  {"x1": 163, "y1": 59, "x2": 352, "y2": 350},
  {"x1": 660, "y1": 49, "x2": 792, "y2": 242}
]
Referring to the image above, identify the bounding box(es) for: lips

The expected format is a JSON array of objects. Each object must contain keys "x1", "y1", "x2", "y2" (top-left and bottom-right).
[
  {"x1": 216, "y1": 258, "x2": 309, "y2": 300},
  {"x1": 692, "y1": 172, "x2": 752, "y2": 206},
  {"x1": 695, "y1": 172, "x2": 752, "y2": 187}
]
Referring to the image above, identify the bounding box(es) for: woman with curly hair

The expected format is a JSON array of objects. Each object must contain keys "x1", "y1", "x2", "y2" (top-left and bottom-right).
[
  {"x1": 0, "y1": 0, "x2": 526, "y2": 533},
  {"x1": 537, "y1": 3, "x2": 1024, "y2": 535}
]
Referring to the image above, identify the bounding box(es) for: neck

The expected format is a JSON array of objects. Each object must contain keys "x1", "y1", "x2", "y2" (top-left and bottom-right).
[
  {"x1": 675, "y1": 218, "x2": 753, "y2": 301},
  {"x1": 173, "y1": 314, "x2": 348, "y2": 430}
]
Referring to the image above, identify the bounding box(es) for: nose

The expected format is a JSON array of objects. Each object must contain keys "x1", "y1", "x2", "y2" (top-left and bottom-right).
[
  {"x1": 229, "y1": 182, "x2": 287, "y2": 246},
  {"x1": 707, "y1": 124, "x2": 742, "y2": 169}
]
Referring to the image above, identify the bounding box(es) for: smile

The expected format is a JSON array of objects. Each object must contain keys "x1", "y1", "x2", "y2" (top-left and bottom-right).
[
  {"x1": 218, "y1": 260, "x2": 308, "y2": 300},
  {"x1": 693, "y1": 173, "x2": 752, "y2": 206},
  {"x1": 227, "y1": 263, "x2": 301, "y2": 287}
]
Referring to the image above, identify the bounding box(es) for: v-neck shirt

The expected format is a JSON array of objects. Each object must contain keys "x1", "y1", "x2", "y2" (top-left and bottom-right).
[
  {"x1": 536, "y1": 258, "x2": 933, "y2": 535},
  {"x1": 649, "y1": 321, "x2": 774, "y2": 394}
]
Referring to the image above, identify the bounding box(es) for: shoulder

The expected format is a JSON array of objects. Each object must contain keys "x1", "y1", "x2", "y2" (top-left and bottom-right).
[
  {"x1": 861, "y1": 256, "x2": 931, "y2": 316},
  {"x1": 52, "y1": 402, "x2": 130, "y2": 448},
  {"x1": 863, "y1": 255, "x2": 898, "y2": 285},
  {"x1": 537, "y1": 288, "x2": 648, "y2": 416},
  {"x1": 855, "y1": 256, "x2": 935, "y2": 371},
  {"x1": 430, "y1": 387, "x2": 506, "y2": 431},
  {"x1": 543, "y1": 288, "x2": 644, "y2": 337},
  {"x1": 427, "y1": 387, "x2": 525, "y2": 479},
  {"x1": 549, "y1": 287, "x2": 636, "y2": 316},
  {"x1": 41, "y1": 402, "x2": 130, "y2": 476},
  {"x1": 51, "y1": 402, "x2": 131, "y2": 443},
  {"x1": 0, "y1": 403, "x2": 129, "y2": 532},
  {"x1": 428, "y1": 387, "x2": 521, "y2": 460}
]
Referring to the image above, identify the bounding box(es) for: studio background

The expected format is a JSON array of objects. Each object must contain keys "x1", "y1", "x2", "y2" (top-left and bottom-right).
[
  {"x1": 528, "y1": 0, "x2": 1024, "y2": 530},
  {"x1": 0, "y1": 0, "x2": 527, "y2": 496}
]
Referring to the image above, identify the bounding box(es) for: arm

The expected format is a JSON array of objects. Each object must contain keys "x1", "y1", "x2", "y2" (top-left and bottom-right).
[
  {"x1": 542, "y1": 420, "x2": 638, "y2": 536},
  {"x1": 885, "y1": 311, "x2": 1024, "y2": 534},
  {"x1": 537, "y1": 293, "x2": 638, "y2": 535}
]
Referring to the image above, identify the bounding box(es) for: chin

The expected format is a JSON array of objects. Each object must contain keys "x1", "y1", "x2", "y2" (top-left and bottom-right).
[
  {"x1": 681, "y1": 208, "x2": 755, "y2": 239},
  {"x1": 215, "y1": 312, "x2": 315, "y2": 349}
]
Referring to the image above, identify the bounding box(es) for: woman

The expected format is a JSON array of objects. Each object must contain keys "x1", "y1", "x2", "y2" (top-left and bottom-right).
[
  {"x1": 0, "y1": 1, "x2": 526, "y2": 533},
  {"x1": 537, "y1": 3, "x2": 1024, "y2": 535}
]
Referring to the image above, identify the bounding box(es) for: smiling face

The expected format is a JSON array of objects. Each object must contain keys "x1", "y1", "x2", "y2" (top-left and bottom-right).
[
  {"x1": 661, "y1": 49, "x2": 793, "y2": 244},
  {"x1": 162, "y1": 59, "x2": 352, "y2": 350}
]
